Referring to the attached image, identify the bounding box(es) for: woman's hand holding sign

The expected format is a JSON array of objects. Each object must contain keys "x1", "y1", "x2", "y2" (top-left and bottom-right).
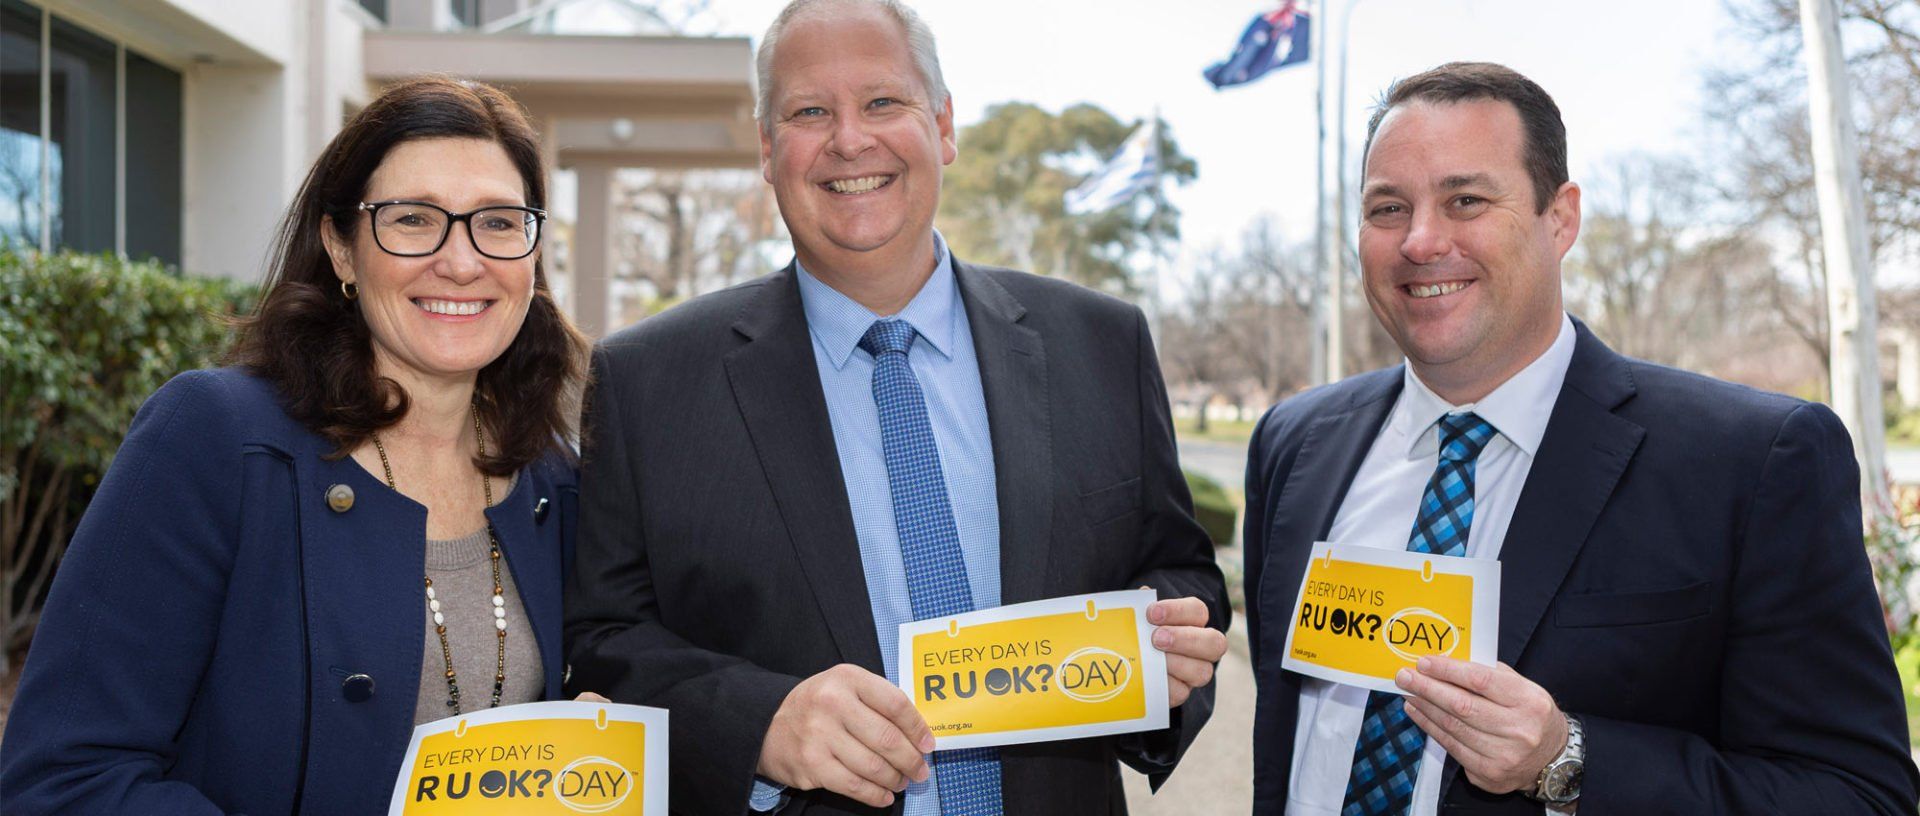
[
  {"x1": 1397, "y1": 656, "x2": 1568, "y2": 795},
  {"x1": 758, "y1": 664, "x2": 935, "y2": 808},
  {"x1": 1147, "y1": 595, "x2": 1229, "y2": 707}
]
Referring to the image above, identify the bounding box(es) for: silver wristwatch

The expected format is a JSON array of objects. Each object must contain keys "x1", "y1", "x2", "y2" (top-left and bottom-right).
[{"x1": 1529, "y1": 713, "x2": 1583, "y2": 805}]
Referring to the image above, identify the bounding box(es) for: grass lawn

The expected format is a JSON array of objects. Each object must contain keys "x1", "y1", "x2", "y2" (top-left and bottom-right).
[
  {"x1": 1895, "y1": 643, "x2": 1920, "y2": 754},
  {"x1": 1175, "y1": 416, "x2": 1259, "y2": 446}
]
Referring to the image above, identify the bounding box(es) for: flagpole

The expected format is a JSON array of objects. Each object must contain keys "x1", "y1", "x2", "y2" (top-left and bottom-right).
[
  {"x1": 1320, "y1": 0, "x2": 1351, "y2": 384},
  {"x1": 1309, "y1": 1, "x2": 1329, "y2": 387},
  {"x1": 1334, "y1": 0, "x2": 1367, "y2": 372},
  {"x1": 1200, "y1": 2, "x2": 1314, "y2": 395},
  {"x1": 1800, "y1": 0, "x2": 1890, "y2": 513},
  {"x1": 1148, "y1": 108, "x2": 1166, "y2": 350}
]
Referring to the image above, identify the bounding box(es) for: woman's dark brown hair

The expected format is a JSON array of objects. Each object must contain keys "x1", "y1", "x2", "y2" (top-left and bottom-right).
[{"x1": 228, "y1": 76, "x2": 590, "y2": 476}]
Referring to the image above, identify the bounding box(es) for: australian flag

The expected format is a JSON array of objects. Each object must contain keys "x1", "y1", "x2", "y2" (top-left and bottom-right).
[{"x1": 1203, "y1": 1, "x2": 1312, "y2": 90}]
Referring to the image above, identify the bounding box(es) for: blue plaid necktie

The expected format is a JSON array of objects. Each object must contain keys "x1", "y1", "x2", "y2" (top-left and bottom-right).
[
  {"x1": 860, "y1": 319, "x2": 1003, "y2": 816},
  {"x1": 1340, "y1": 412, "x2": 1497, "y2": 816}
]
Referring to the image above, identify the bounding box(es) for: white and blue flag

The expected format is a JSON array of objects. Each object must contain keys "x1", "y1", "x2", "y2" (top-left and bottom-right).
[{"x1": 1064, "y1": 118, "x2": 1160, "y2": 216}]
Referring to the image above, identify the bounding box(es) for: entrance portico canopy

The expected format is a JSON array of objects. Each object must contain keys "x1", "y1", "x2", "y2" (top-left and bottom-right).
[{"x1": 364, "y1": 28, "x2": 761, "y2": 336}]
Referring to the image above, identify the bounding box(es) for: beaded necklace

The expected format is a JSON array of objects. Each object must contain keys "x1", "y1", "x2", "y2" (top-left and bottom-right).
[{"x1": 371, "y1": 406, "x2": 508, "y2": 713}]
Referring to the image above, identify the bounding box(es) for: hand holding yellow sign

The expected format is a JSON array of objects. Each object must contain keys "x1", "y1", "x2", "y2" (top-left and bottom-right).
[
  {"x1": 387, "y1": 701, "x2": 668, "y2": 815},
  {"x1": 898, "y1": 589, "x2": 1169, "y2": 750},
  {"x1": 1281, "y1": 542, "x2": 1500, "y2": 694}
]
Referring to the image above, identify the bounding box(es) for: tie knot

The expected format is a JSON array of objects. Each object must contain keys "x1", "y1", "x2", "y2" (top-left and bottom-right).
[
  {"x1": 1436, "y1": 412, "x2": 1496, "y2": 463},
  {"x1": 859, "y1": 319, "x2": 918, "y2": 358}
]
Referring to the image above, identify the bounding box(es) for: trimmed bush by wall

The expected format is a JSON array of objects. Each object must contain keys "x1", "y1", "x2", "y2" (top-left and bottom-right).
[{"x1": 0, "y1": 249, "x2": 253, "y2": 675}]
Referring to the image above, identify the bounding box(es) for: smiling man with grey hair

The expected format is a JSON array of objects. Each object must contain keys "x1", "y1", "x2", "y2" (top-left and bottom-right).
[
  {"x1": 754, "y1": 0, "x2": 948, "y2": 130},
  {"x1": 565, "y1": 1, "x2": 1229, "y2": 814}
]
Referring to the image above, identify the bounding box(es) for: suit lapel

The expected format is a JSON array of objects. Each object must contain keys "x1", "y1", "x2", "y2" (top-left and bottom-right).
[
  {"x1": 1494, "y1": 323, "x2": 1643, "y2": 665},
  {"x1": 1440, "y1": 322, "x2": 1644, "y2": 801},
  {"x1": 722, "y1": 266, "x2": 883, "y2": 672},
  {"x1": 953, "y1": 262, "x2": 1054, "y2": 605},
  {"x1": 1261, "y1": 372, "x2": 1402, "y2": 621},
  {"x1": 1254, "y1": 371, "x2": 1399, "y2": 805}
]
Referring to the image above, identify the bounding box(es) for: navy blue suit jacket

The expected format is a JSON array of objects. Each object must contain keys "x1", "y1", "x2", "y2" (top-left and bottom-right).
[
  {"x1": 0, "y1": 368, "x2": 577, "y2": 815},
  {"x1": 1244, "y1": 322, "x2": 1919, "y2": 814}
]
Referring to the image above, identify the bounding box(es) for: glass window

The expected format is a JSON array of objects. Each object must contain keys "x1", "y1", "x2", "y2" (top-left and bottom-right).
[
  {"x1": 125, "y1": 52, "x2": 179, "y2": 265},
  {"x1": 0, "y1": 0, "x2": 42, "y2": 250},
  {"x1": 47, "y1": 16, "x2": 114, "y2": 254},
  {"x1": 359, "y1": 0, "x2": 388, "y2": 22}
]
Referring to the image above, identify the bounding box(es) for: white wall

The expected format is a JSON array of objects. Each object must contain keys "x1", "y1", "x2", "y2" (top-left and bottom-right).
[
  {"x1": 182, "y1": 64, "x2": 297, "y2": 281},
  {"x1": 151, "y1": 0, "x2": 295, "y2": 63},
  {"x1": 327, "y1": 1, "x2": 373, "y2": 113},
  {"x1": 173, "y1": 0, "x2": 373, "y2": 282}
]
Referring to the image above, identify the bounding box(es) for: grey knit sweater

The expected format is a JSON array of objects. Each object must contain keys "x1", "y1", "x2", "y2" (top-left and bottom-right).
[{"x1": 413, "y1": 525, "x2": 543, "y2": 725}]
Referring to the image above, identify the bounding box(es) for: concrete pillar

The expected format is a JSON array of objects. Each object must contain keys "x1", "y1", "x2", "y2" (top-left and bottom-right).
[
  {"x1": 182, "y1": 63, "x2": 295, "y2": 282},
  {"x1": 573, "y1": 161, "x2": 614, "y2": 338}
]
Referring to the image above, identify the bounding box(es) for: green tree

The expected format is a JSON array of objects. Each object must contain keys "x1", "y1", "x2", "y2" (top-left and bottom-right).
[{"x1": 937, "y1": 102, "x2": 1197, "y2": 293}]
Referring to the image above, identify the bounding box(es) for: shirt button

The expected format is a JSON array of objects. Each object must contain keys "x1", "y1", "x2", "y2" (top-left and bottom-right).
[
  {"x1": 342, "y1": 673, "x2": 375, "y2": 702},
  {"x1": 326, "y1": 484, "x2": 355, "y2": 513}
]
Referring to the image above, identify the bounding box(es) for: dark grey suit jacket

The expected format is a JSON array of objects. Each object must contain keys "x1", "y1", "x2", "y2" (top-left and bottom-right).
[{"x1": 566, "y1": 259, "x2": 1229, "y2": 815}]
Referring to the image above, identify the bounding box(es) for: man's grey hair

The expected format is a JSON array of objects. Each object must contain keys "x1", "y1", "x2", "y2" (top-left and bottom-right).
[{"x1": 754, "y1": 0, "x2": 949, "y2": 133}]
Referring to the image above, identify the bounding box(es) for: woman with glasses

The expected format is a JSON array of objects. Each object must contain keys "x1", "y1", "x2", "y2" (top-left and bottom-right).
[{"x1": 0, "y1": 77, "x2": 591, "y2": 814}]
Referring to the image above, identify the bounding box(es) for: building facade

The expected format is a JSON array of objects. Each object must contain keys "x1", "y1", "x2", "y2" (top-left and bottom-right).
[{"x1": 0, "y1": 0, "x2": 757, "y2": 336}]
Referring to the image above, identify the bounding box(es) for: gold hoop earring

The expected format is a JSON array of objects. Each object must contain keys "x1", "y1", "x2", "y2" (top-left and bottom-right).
[{"x1": 341, "y1": 280, "x2": 358, "y2": 301}]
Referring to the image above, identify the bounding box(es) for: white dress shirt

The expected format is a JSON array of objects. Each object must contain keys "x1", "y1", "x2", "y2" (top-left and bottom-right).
[{"x1": 1285, "y1": 313, "x2": 1576, "y2": 816}]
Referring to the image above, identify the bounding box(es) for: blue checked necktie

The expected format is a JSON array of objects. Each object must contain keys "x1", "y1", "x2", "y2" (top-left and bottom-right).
[
  {"x1": 859, "y1": 319, "x2": 1003, "y2": 816},
  {"x1": 1340, "y1": 412, "x2": 1497, "y2": 816}
]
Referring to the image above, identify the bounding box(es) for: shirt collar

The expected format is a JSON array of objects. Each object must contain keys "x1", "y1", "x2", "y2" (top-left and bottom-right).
[
  {"x1": 1394, "y1": 312, "x2": 1577, "y2": 460},
  {"x1": 795, "y1": 231, "x2": 957, "y2": 370}
]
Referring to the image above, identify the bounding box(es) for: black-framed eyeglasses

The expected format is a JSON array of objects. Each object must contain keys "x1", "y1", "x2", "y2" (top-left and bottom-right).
[{"x1": 357, "y1": 200, "x2": 547, "y2": 261}]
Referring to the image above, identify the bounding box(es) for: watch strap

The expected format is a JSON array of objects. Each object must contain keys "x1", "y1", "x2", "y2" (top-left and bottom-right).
[{"x1": 1530, "y1": 712, "x2": 1584, "y2": 803}]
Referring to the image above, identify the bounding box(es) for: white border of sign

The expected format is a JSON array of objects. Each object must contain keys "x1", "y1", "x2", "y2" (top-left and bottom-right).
[
  {"x1": 386, "y1": 701, "x2": 669, "y2": 815},
  {"x1": 897, "y1": 589, "x2": 1170, "y2": 750},
  {"x1": 1280, "y1": 541, "x2": 1501, "y2": 695}
]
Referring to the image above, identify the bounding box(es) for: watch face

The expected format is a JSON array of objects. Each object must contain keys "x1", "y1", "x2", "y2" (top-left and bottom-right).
[{"x1": 1545, "y1": 763, "x2": 1583, "y2": 801}]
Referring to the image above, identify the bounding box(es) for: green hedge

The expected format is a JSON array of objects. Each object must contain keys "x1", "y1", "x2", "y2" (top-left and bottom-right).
[
  {"x1": 0, "y1": 249, "x2": 254, "y2": 673},
  {"x1": 1185, "y1": 469, "x2": 1237, "y2": 546}
]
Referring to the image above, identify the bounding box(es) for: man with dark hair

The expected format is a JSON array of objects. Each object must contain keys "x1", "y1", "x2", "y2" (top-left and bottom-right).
[
  {"x1": 1244, "y1": 61, "x2": 1919, "y2": 815},
  {"x1": 566, "y1": 1, "x2": 1229, "y2": 814},
  {"x1": 1360, "y1": 62, "x2": 1568, "y2": 218}
]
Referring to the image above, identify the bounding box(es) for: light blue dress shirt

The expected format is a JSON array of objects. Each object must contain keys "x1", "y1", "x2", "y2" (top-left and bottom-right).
[{"x1": 750, "y1": 232, "x2": 1002, "y2": 814}]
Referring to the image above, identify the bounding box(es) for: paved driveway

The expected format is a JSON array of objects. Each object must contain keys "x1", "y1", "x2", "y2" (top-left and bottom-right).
[
  {"x1": 1178, "y1": 439, "x2": 1248, "y2": 493},
  {"x1": 1891, "y1": 447, "x2": 1920, "y2": 486},
  {"x1": 1124, "y1": 615, "x2": 1255, "y2": 814}
]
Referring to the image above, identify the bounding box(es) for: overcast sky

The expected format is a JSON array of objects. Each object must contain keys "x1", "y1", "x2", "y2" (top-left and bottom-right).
[{"x1": 690, "y1": 1, "x2": 1740, "y2": 267}]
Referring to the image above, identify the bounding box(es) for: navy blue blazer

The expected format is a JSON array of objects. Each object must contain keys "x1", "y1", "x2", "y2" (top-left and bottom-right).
[
  {"x1": 0, "y1": 368, "x2": 577, "y2": 815},
  {"x1": 1244, "y1": 321, "x2": 1919, "y2": 814}
]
